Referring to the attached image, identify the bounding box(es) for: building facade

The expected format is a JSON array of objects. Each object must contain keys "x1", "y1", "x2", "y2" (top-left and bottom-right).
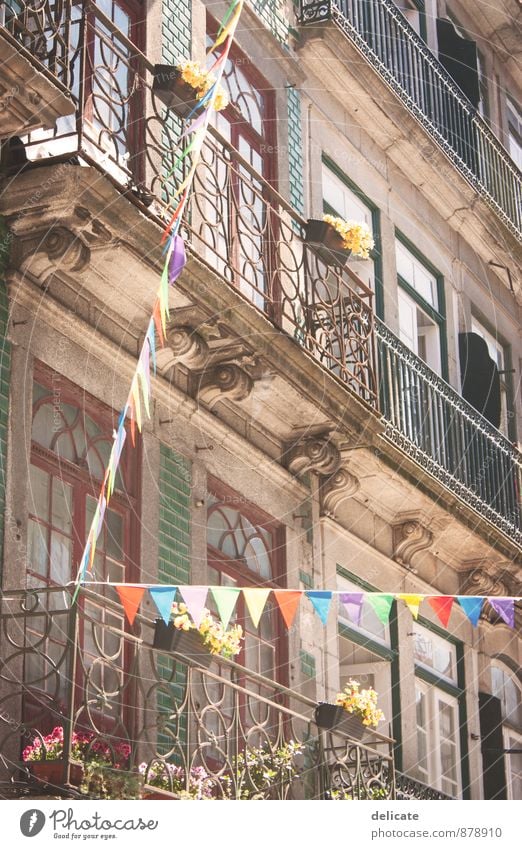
[{"x1": 0, "y1": 0, "x2": 521, "y2": 800}]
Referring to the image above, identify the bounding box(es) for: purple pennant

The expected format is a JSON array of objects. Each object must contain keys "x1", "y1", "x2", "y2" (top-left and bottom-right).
[
  {"x1": 168, "y1": 235, "x2": 186, "y2": 285},
  {"x1": 339, "y1": 592, "x2": 364, "y2": 627},
  {"x1": 488, "y1": 598, "x2": 515, "y2": 628}
]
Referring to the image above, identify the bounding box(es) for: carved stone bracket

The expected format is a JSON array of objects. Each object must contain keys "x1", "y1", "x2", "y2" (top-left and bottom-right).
[
  {"x1": 285, "y1": 433, "x2": 341, "y2": 477},
  {"x1": 461, "y1": 561, "x2": 513, "y2": 599},
  {"x1": 197, "y1": 363, "x2": 254, "y2": 410},
  {"x1": 165, "y1": 325, "x2": 209, "y2": 370},
  {"x1": 320, "y1": 467, "x2": 360, "y2": 517},
  {"x1": 392, "y1": 520, "x2": 433, "y2": 570}
]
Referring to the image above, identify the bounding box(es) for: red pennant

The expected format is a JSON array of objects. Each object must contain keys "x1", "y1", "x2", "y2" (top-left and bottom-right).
[
  {"x1": 161, "y1": 190, "x2": 187, "y2": 243},
  {"x1": 427, "y1": 596, "x2": 454, "y2": 628},
  {"x1": 273, "y1": 590, "x2": 302, "y2": 629},
  {"x1": 116, "y1": 585, "x2": 145, "y2": 625}
]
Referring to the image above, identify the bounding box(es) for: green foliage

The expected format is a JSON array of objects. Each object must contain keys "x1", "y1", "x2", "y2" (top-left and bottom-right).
[
  {"x1": 80, "y1": 763, "x2": 142, "y2": 800},
  {"x1": 225, "y1": 741, "x2": 304, "y2": 800}
]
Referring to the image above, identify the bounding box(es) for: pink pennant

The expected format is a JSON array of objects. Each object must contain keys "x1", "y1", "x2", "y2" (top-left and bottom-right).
[{"x1": 178, "y1": 587, "x2": 209, "y2": 628}]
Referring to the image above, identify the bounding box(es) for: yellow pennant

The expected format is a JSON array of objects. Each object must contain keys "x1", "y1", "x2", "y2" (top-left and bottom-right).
[{"x1": 397, "y1": 593, "x2": 425, "y2": 620}]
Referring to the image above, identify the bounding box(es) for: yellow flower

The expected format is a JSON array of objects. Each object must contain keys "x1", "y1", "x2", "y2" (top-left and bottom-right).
[{"x1": 323, "y1": 215, "x2": 374, "y2": 259}]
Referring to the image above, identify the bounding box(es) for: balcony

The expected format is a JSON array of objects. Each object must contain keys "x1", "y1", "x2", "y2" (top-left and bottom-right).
[
  {"x1": 297, "y1": 0, "x2": 522, "y2": 241},
  {"x1": 377, "y1": 319, "x2": 522, "y2": 545},
  {"x1": 0, "y1": 586, "x2": 396, "y2": 800},
  {"x1": 0, "y1": 1, "x2": 75, "y2": 137}
]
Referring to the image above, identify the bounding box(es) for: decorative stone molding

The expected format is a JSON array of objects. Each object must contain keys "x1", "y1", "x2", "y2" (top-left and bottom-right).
[
  {"x1": 42, "y1": 226, "x2": 91, "y2": 272},
  {"x1": 392, "y1": 520, "x2": 433, "y2": 570},
  {"x1": 320, "y1": 467, "x2": 360, "y2": 517},
  {"x1": 285, "y1": 434, "x2": 341, "y2": 477},
  {"x1": 197, "y1": 363, "x2": 253, "y2": 410},
  {"x1": 461, "y1": 561, "x2": 512, "y2": 599},
  {"x1": 165, "y1": 325, "x2": 209, "y2": 370}
]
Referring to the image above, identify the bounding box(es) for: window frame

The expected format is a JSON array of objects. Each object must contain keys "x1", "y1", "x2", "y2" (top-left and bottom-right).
[
  {"x1": 470, "y1": 311, "x2": 516, "y2": 441},
  {"x1": 395, "y1": 231, "x2": 448, "y2": 380}
]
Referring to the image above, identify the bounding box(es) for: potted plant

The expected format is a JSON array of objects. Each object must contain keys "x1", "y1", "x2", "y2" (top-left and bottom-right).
[
  {"x1": 81, "y1": 762, "x2": 142, "y2": 800},
  {"x1": 305, "y1": 215, "x2": 374, "y2": 266},
  {"x1": 315, "y1": 679, "x2": 384, "y2": 740},
  {"x1": 139, "y1": 761, "x2": 215, "y2": 799},
  {"x1": 22, "y1": 726, "x2": 131, "y2": 787},
  {"x1": 152, "y1": 601, "x2": 243, "y2": 667},
  {"x1": 223, "y1": 741, "x2": 304, "y2": 800},
  {"x1": 153, "y1": 60, "x2": 229, "y2": 118}
]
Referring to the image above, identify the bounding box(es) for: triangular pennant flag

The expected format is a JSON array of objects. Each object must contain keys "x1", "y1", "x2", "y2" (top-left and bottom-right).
[
  {"x1": 427, "y1": 596, "x2": 454, "y2": 628},
  {"x1": 179, "y1": 587, "x2": 208, "y2": 628},
  {"x1": 273, "y1": 590, "x2": 302, "y2": 629},
  {"x1": 146, "y1": 319, "x2": 157, "y2": 374},
  {"x1": 116, "y1": 586, "x2": 145, "y2": 626},
  {"x1": 339, "y1": 592, "x2": 364, "y2": 626},
  {"x1": 397, "y1": 593, "x2": 424, "y2": 620},
  {"x1": 242, "y1": 588, "x2": 271, "y2": 628},
  {"x1": 366, "y1": 594, "x2": 394, "y2": 625},
  {"x1": 457, "y1": 596, "x2": 484, "y2": 627},
  {"x1": 168, "y1": 235, "x2": 186, "y2": 285},
  {"x1": 149, "y1": 586, "x2": 177, "y2": 625},
  {"x1": 210, "y1": 586, "x2": 241, "y2": 630},
  {"x1": 488, "y1": 598, "x2": 515, "y2": 628},
  {"x1": 306, "y1": 591, "x2": 332, "y2": 625}
]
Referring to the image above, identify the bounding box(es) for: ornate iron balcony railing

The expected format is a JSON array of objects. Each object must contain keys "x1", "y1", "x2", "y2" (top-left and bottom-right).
[
  {"x1": 0, "y1": 586, "x2": 395, "y2": 800},
  {"x1": 0, "y1": 0, "x2": 75, "y2": 87},
  {"x1": 376, "y1": 318, "x2": 522, "y2": 543},
  {"x1": 7, "y1": 1, "x2": 377, "y2": 408},
  {"x1": 395, "y1": 771, "x2": 453, "y2": 800},
  {"x1": 298, "y1": 0, "x2": 522, "y2": 241}
]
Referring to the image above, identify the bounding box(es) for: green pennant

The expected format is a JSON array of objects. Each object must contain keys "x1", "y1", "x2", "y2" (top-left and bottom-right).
[
  {"x1": 366, "y1": 593, "x2": 394, "y2": 624},
  {"x1": 210, "y1": 587, "x2": 241, "y2": 630}
]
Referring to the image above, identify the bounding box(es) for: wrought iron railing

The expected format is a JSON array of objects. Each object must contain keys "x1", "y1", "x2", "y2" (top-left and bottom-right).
[
  {"x1": 298, "y1": 0, "x2": 522, "y2": 240},
  {"x1": 395, "y1": 772, "x2": 453, "y2": 800},
  {"x1": 0, "y1": 0, "x2": 75, "y2": 88},
  {"x1": 376, "y1": 318, "x2": 522, "y2": 543},
  {"x1": 9, "y1": 1, "x2": 377, "y2": 407},
  {"x1": 0, "y1": 586, "x2": 395, "y2": 799}
]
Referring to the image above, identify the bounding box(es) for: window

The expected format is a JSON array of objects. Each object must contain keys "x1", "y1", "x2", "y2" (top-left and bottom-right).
[
  {"x1": 393, "y1": 0, "x2": 425, "y2": 40},
  {"x1": 322, "y1": 161, "x2": 378, "y2": 296},
  {"x1": 414, "y1": 624, "x2": 463, "y2": 797},
  {"x1": 25, "y1": 363, "x2": 138, "y2": 718},
  {"x1": 337, "y1": 574, "x2": 394, "y2": 738},
  {"x1": 504, "y1": 728, "x2": 522, "y2": 801},
  {"x1": 396, "y1": 238, "x2": 445, "y2": 376},
  {"x1": 470, "y1": 316, "x2": 511, "y2": 436},
  {"x1": 507, "y1": 99, "x2": 522, "y2": 171},
  {"x1": 203, "y1": 22, "x2": 277, "y2": 310},
  {"x1": 491, "y1": 664, "x2": 522, "y2": 730}
]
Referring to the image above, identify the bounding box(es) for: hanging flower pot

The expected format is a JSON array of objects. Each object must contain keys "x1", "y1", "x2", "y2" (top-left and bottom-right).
[
  {"x1": 152, "y1": 65, "x2": 200, "y2": 118},
  {"x1": 29, "y1": 760, "x2": 83, "y2": 786},
  {"x1": 305, "y1": 219, "x2": 352, "y2": 267},
  {"x1": 152, "y1": 619, "x2": 213, "y2": 669},
  {"x1": 314, "y1": 703, "x2": 365, "y2": 740}
]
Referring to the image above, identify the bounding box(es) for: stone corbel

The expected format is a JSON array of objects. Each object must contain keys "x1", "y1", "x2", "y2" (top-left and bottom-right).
[
  {"x1": 162, "y1": 325, "x2": 209, "y2": 371},
  {"x1": 320, "y1": 467, "x2": 360, "y2": 517},
  {"x1": 461, "y1": 561, "x2": 512, "y2": 599},
  {"x1": 392, "y1": 520, "x2": 433, "y2": 571},
  {"x1": 17, "y1": 225, "x2": 91, "y2": 279},
  {"x1": 285, "y1": 433, "x2": 341, "y2": 477},
  {"x1": 197, "y1": 363, "x2": 254, "y2": 410}
]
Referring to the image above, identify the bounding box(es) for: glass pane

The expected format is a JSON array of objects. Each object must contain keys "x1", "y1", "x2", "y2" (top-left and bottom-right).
[
  {"x1": 29, "y1": 465, "x2": 50, "y2": 520},
  {"x1": 51, "y1": 478, "x2": 72, "y2": 534},
  {"x1": 106, "y1": 509, "x2": 123, "y2": 560},
  {"x1": 28, "y1": 519, "x2": 48, "y2": 576},
  {"x1": 32, "y1": 403, "x2": 54, "y2": 449},
  {"x1": 438, "y1": 702, "x2": 455, "y2": 739},
  {"x1": 50, "y1": 532, "x2": 71, "y2": 584}
]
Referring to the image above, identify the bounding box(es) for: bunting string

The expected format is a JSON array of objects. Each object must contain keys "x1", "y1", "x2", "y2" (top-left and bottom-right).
[{"x1": 73, "y1": 1, "x2": 245, "y2": 600}]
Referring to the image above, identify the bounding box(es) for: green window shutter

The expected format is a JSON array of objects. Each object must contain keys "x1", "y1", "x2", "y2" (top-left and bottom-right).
[
  {"x1": 156, "y1": 444, "x2": 192, "y2": 756},
  {"x1": 0, "y1": 220, "x2": 11, "y2": 579},
  {"x1": 161, "y1": 0, "x2": 192, "y2": 194},
  {"x1": 287, "y1": 86, "x2": 304, "y2": 215},
  {"x1": 249, "y1": 0, "x2": 290, "y2": 45}
]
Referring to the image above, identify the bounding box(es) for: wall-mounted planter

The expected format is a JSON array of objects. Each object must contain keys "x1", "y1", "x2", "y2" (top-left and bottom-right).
[
  {"x1": 152, "y1": 620, "x2": 213, "y2": 668},
  {"x1": 314, "y1": 703, "x2": 365, "y2": 740},
  {"x1": 152, "y1": 65, "x2": 200, "y2": 118},
  {"x1": 28, "y1": 760, "x2": 83, "y2": 786},
  {"x1": 305, "y1": 219, "x2": 352, "y2": 267}
]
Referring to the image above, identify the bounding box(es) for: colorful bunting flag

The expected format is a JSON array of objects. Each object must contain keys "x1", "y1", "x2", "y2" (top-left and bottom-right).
[
  {"x1": 149, "y1": 586, "x2": 177, "y2": 624},
  {"x1": 397, "y1": 593, "x2": 424, "y2": 620},
  {"x1": 306, "y1": 591, "x2": 333, "y2": 625},
  {"x1": 210, "y1": 586, "x2": 241, "y2": 630},
  {"x1": 168, "y1": 235, "x2": 187, "y2": 284},
  {"x1": 273, "y1": 590, "x2": 302, "y2": 629},
  {"x1": 179, "y1": 586, "x2": 209, "y2": 628},
  {"x1": 366, "y1": 594, "x2": 394, "y2": 625},
  {"x1": 488, "y1": 597, "x2": 515, "y2": 628},
  {"x1": 457, "y1": 596, "x2": 484, "y2": 627},
  {"x1": 242, "y1": 588, "x2": 271, "y2": 628},
  {"x1": 427, "y1": 596, "x2": 454, "y2": 628},
  {"x1": 116, "y1": 586, "x2": 146, "y2": 626},
  {"x1": 339, "y1": 592, "x2": 364, "y2": 626}
]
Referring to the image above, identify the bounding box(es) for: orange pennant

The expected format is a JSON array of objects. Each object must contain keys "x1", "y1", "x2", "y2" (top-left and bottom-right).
[
  {"x1": 116, "y1": 585, "x2": 145, "y2": 625},
  {"x1": 273, "y1": 590, "x2": 302, "y2": 629},
  {"x1": 152, "y1": 299, "x2": 164, "y2": 347},
  {"x1": 427, "y1": 596, "x2": 455, "y2": 628}
]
